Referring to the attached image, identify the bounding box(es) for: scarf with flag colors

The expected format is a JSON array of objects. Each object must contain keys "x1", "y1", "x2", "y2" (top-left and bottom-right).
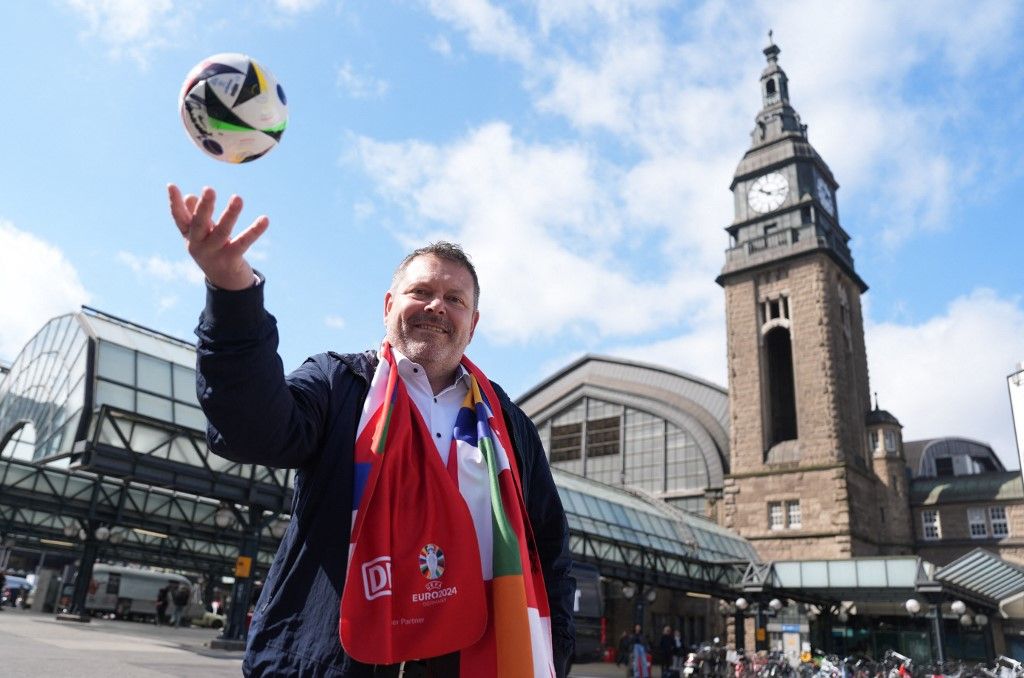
[{"x1": 339, "y1": 343, "x2": 555, "y2": 677}]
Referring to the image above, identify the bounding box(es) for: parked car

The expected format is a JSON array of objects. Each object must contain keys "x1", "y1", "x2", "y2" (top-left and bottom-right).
[{"x1": 191, "y1": 610, "x2": 226, "y2": 629}]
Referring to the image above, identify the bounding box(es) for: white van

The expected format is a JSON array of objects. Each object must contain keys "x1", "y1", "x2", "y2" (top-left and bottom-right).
[{"x1": 81, "y1": 564, "x2": 205, "y2": 622}]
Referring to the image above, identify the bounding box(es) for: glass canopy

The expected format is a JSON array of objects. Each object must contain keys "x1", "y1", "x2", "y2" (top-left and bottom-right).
[{"x1": 554, "y1": 467, "x2": 759, "y2": 565}]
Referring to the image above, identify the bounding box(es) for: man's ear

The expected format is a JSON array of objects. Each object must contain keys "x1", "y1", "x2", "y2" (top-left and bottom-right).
[
  {"x1": 469, "y1": 308, "x2": 480, "y2": 341},
  {"x1": 383, "y1": 291, "x2": 393, "y2": 324}
]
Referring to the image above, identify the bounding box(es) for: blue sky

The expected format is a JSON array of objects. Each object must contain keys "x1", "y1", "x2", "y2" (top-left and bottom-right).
[{"x1": 1, "y1": 0, "x2": 1023, "y2": 467}]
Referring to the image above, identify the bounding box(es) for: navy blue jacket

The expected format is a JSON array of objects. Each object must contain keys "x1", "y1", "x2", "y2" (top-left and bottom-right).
[{"x1": 196, "y1": 279, "x2": 575, "y2": 677}]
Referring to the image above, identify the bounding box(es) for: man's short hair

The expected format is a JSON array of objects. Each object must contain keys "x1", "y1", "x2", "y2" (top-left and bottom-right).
[{"x1": 391, "y1": 241, "x2": 480, "y2": 308}]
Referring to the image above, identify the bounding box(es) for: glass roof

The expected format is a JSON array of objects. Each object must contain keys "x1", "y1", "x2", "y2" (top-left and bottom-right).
[
  {"x1": 78, "y1": 309, "x2": 197, "y2": 369},
  {"x1": 552, "y1": 468, "x2": 758, "y2": 564},
  {"x1": 772, "y1": 557, "x2": 925, "y2": 589},
  {"x1": 935, "y1": 548, "x2": 1024, "y2": 602}
]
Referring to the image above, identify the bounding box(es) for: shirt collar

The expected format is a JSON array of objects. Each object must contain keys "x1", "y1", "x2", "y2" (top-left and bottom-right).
[{"x1": 389, "y1": 345, "x2": 470, "y2": 390}]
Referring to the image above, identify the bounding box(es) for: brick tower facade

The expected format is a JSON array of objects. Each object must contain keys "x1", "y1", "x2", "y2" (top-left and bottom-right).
[{"x1": 718, "y1": 41, "x2": 913, "y2": 559}]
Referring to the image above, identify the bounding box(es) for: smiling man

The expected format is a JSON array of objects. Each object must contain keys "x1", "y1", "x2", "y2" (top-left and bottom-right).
[{"x1": 168, "y1": 185, "x2": 575, "y2": 678}]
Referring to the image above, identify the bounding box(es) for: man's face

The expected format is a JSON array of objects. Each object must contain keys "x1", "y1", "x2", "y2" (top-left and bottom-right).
[{"x1": 384, "y1": 254, "x2": 479, "y2": 373}]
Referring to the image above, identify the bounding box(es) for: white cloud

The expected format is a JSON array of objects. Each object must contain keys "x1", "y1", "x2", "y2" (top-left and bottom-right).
[
  {"x1": 420, "y1": 0, "x2": 1021, "y2": 252},
  {"x1": 422, "y1": 0, "x2": 533, "y2": 63},
  {"x1": 0, "y1": 221, "x2": 90, "y2": 361},
  {"x1": 355, "y1": 122, "x2": 716, "y2": 343},
  {"x1": 325, "y1": 315, "x2": 346, "y2": 329},
  {"x1": 117, "y1": 252, "x2": 205, "y2": 286},
  {"x1": 607, "y1": 312, "x2": 729, "y2": 389},
  {"x1": 271, "y1": 0, "x2": 323, "y2": 13},
  {"x1": 157, "y1": 296, "x2": 179, "y2": 312},
  {"x1": 866, "y1": 289, "x2": 1024, "y2": 468},
  {"x1": 337, "y1": 62, "x2": 390, "y2": 99},
  {"x1": 63, "y1": 0, "x2": 181, "y2": 67},
  {"x1": 429, "y1": 35, "x2": 453, "y2": 57}
]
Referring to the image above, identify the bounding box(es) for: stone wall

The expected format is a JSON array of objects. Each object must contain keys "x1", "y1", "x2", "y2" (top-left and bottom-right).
[{"x1": 722, "y1": 253, "x2": 894, "y2": 561}]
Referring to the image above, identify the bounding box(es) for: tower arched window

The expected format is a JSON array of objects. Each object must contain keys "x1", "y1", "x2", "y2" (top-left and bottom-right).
[
  {"x1": 765, "y1": 78, "x2": 779, "y2": 104},
  {"x1": 761, "y1": 311, "x2": 798, "y2": 448}
]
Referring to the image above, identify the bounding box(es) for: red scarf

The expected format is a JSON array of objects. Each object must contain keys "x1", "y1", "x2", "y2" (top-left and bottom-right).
[{"x1": 340, "y1": 344, "x2": 555, "y2": 676}]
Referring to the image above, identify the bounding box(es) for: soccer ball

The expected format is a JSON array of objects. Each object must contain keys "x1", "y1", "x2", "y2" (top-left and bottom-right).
[{"x1": 179, "y1": 53, "x2": 288, "y2": 163}]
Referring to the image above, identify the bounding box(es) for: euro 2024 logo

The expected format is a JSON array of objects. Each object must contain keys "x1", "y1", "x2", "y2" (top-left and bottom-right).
[{"x1": 418, "y1": 543, "x2": 445, "y2": 581}]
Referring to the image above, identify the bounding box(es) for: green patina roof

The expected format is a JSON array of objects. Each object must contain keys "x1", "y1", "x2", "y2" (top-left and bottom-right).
[{"x1": 910, "y1": 471, "x2": 1023, "y2": 505}]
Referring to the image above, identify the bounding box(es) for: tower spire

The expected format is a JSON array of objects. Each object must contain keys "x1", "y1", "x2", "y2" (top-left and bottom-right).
[{"x1": 764, "y1": 30, "x2": 780, "y2": 64}]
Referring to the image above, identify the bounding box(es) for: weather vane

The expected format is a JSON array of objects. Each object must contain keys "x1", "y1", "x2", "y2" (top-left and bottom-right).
[{"x1": 768, "y1": 29, "x2": 774, "y2": 45}]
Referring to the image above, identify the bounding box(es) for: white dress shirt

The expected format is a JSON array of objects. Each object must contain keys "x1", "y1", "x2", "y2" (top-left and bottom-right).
[{"x1": 391, "y1": 346, "x2": 470, "y2": 465}]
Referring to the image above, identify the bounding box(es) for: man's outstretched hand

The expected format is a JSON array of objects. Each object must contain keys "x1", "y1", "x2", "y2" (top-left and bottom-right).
[{"x1": 168, "y1": 184, "x2": 269, "y2": 291}]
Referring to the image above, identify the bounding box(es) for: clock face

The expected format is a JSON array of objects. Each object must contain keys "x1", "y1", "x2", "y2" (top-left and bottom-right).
[
  {"x1": 816, "y1": 176, "x2": 835, "y2": 216},
  {"x1": 747, "y1": 172, "x2": 789, "y2": 214}
]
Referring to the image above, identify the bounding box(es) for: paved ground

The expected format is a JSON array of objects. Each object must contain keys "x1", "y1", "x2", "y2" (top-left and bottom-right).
[
  {"x1": 0, "y1": 606, "x2": 630, "y2": 677},
  {"x1": 0, "y1": 606, "x2": 242, "y2": 677}
]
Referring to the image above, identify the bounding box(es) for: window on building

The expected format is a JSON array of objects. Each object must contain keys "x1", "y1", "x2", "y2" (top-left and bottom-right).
[
  {"x1": 884, "y1": 430, "x2": 896, "y2": 452},
  {"x1": 760, "y1": 295, "x2": 791, "y2": 325},
  {"x1": 990, "y1": 506, "x2": 1009, "y2": 537},
  {"x1": 868, "y1": 430, "x2": 879, "y2": 453},
  {"x1": 586, "y1": 416, "x2": 620, "y2": 458},
  {"x1": 934, "y1": 457, "x2": 954, "y2": 477},
  {"x1": 786, "y1": 501, "x2": 801, "y2": 528},
  {"x1": 921, "y1": 510, "x2": 941, "y2": 540},
  {"x1": 880, "y1": 507, "x2": 886, "y2": 523},
  {"x1": 968, "y1": 508, "x2": 989, "y2": 538},
  {"x1": 972, "y1": 456, "x2": 997, "y2": 473},
  {"x1": 768, "y1": 501, "x2": 801, "y2": 530},
  {"x1": 769, "y1": 502, "x2": 784, "y2": 530},
  {"x1": 549, "y1": 422, "x2": 582, "y2": 462}
]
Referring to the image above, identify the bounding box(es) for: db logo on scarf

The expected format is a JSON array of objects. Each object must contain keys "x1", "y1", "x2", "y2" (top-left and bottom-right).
[{"x1": 361, "y1": 556, "x2": 392, "y2": 600}]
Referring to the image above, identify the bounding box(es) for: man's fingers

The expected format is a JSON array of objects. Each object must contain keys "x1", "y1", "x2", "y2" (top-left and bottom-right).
[
  {"x1": 211, "y1": 195, "x2": 244, "y2": 241},
  {"x1": 167, "y1": 184, "x2": 191, "y2": 235},
  {"x1": 228, "y1": 215, "x2": 270, "y2": 257},
  {"x1": 189, "y1": 187, "x2": 218, "y2": 242}
]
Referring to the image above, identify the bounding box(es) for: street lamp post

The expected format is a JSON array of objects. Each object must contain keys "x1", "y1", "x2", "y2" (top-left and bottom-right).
[
  {"x1": 212, "y1": 504, "x2": 288, "y2": 649},
  {"x1": 735, "y1": 597, "x2": 749, "y2": 650},
  {"x1": 930, "y1": 600, "x2": 946, "y2": 665},
  {"x1": 58, "y1": 520, "x2": 112, "y2": 623}
]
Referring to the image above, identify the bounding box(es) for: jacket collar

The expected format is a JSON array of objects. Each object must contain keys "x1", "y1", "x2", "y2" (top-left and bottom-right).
[{"x1": 330, "y1": 349, "x2": 379, "y2": 384}]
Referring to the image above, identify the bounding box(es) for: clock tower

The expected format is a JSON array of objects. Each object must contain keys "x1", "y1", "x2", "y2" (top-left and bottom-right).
[{"x1": 717, "y1": 40, "x2": 912, "y2": 558}]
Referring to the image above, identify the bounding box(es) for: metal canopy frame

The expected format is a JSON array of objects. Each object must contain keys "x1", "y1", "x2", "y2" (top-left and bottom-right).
[
  {"x1": 72, "y1": 405, "x2": 293, "y2": 510},
  {"x1": 0, "y1": 455, "x2": 279, "y2": 575}
]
